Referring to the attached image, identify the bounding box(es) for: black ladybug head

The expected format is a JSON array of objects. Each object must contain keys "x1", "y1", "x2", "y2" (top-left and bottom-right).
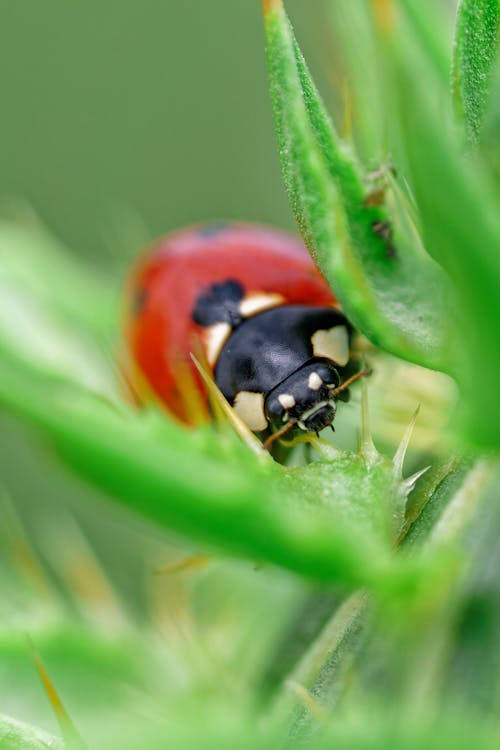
[{"x1": 264, "y1": 358, "x2": 341, "y2": 434}]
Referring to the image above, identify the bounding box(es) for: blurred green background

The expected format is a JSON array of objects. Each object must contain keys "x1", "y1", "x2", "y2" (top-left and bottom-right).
[
  {"x1": 0, "y1": 2, "x2": 478, "y2": 746},
  {"x1": 0, "y1": 4, "x2": 338, "y2": 737},
  {"x1": 0, "y1": 0, "x2": 341, "y2": 592},
  {"x1": 0, "y1": 0, "x2": 340, "y2": 268}
]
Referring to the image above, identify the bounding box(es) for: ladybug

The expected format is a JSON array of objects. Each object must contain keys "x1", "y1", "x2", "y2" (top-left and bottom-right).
[{"x1": 123, "y1": 222, "x2": 367, "y2": 445}]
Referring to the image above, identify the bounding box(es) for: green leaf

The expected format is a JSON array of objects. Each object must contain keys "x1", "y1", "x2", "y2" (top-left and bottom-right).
[
  {"x1": 435, "y1": 461, "x2": 500, "y2": 712},
  {"x1": 0, "y1": 224, "x2": 117, "y2": 345},
  {"x1": 0, "y1": 224, "x2": 118, "y2": 399},
  {"x1": 378, "y1": 6, "x2": 500, "y2": 450},
  {"x1": 0, "y1": 714, "x2": 63, "y2": 750},
  {"x1": 262, "y1": 0, "x2": 454, "y2": 372},
  {"x1": 453, "y1": 0, "x2": 500, "y2": 146},
  {"x1": 271, "y1": 590, "x2": 366, "y2": 728},
  {"x1": 0, "y1": 219, "x2": 431, "y2": 592},
  {"x1": 272, "y1": 456, "x2": 492, "y2": 737},
  {"x1": 0, "y1": 338, "x2": 423, "y2": 593}
]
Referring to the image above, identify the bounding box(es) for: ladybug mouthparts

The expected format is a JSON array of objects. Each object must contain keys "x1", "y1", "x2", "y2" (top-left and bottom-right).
[
  {"x1": 264, "y1": 358, "x2": 341, "y2": 434},
  {"x1": 296, "y1": 401, "x2": 337, "y2": 433}
]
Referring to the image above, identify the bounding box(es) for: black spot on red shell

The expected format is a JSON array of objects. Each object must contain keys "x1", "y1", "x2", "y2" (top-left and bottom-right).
[{"x1": 192, "y1": 279, "x2": 245, "y2": 328}]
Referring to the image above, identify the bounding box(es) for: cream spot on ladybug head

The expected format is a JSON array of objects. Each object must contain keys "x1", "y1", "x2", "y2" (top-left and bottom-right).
[
  {"x1": 203, "y1": 322, "x2": 232, "y2": 367},
  {"x1": 312, "y1": 325, "x2": 349, "y2": 366},
  {"x1": 239, "y1": 292, "x2": 284, "y2": 318},
  {"x1": 278, "y1": 393, "x2": 296, "y2": 410},
  {"x1": 233, "y1": 391, "x2": 268, "y2": 432},
  {"x1": 308, "y1": 372, "x2": 323, "y2": 391}
]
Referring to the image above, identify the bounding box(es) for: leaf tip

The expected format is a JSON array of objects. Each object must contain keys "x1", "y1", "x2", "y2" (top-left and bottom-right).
[
  {"x1": 262, "y1": 0, "x2": 283, "y2": 17},
  {"x1": 393, "y1": 404, "x2": 421, "y2": 478},
  {"x1": 26, "y1": 634, "x2": 88, "y2": 750},
  {"x1": 403, "y1": 464, "x2": 431, "y2": 496},
  {"x1": 370, "y1": 0, "x2": 395, "y2": 32}
]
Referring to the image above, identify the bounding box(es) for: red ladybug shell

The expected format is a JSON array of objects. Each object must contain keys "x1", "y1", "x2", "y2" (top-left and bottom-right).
[{"x1": 123, "y1": 222, "x2": 337, "y2": 425}]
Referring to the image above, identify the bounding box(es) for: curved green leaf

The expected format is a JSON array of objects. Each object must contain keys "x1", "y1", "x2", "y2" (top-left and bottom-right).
[
  {"x1": 453, "y1": 0, "x2": 500, "y2": 146},
  {"x1": 379, "y1": 5, "x2": 500, "y2": 450},
  {"x1": 0, "y1": 338, "x2": 421, "y2": 594},
  {"x1": 0, "y1": 218, "x2": 429, "y2": 592},
  {"x1": 262, "y1": 0, "x2": 454, "y2": 372},
  {"x1": 271, "y1": 456, "x2": 492, "y2": 737}
]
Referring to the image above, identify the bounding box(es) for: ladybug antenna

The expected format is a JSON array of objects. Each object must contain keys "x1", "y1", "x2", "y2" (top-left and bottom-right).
[
  {"x1": 330, "y1": 367, "x2": 372, "y2": 398},
  {"x1": 263, "y1": 421, "x2": 295, "y2": 452}
]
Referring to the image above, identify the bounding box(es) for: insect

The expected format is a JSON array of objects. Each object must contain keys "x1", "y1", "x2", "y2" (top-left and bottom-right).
[{"x1": 123, "y1": 222, "x2": 369, "y2": 447}]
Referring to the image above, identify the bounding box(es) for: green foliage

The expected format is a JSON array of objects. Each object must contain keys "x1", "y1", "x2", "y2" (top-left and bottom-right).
[
  {"x1": 0, "y1": 275, "x2": 417, "y2": 592},
  {"x1": 0, "y1": 715, "x2": 62, "y2": 750},
  {"x1": 263, "y1": 0, "x2": 454, "y2": 372},
  {"x1": 373, "y1": 2, "x2": 500, "y2": 450},
  {"x1": 265, "y1": 0, "x2": 500, "y2": 450},
  {"x1": 453, "y1": 0, "x2": 500, "y2": 146},
  {"x1": 0, "y1": 0, "x2": 500, "y2": 748}
]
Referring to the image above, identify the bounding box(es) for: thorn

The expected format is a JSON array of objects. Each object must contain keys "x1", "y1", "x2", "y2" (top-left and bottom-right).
[
  {"x1": 262, "y1": 0, "x2": 282, "y2": 15},
  {"x1": 402, "y1": 465, "x2": 431, "y2": 495},
  {"x1": 360, "y1": 377, "x2": 378, "y2": 465},
  {"x1": 26, "y1": 635, "x2": 88, "y2": 750},
  {"x1": 370, "y1": 0, "x2": 395, "y2": 33},
  {"x1": 190, "y1": 354, "x2": 267, "y2": 459},
  {"x1": 0, "y1": 490, "x2": 50, "y2": 594},
  {"x1": 174, "y1": 339, "x2": 212, "y2": 425},
  {"x1": 45, "y1": 512, "x2": 126, "y2": 630},
  {"x1": 154, "y1": 554, "x2": 211, "y2": 576},
  {"x1": 393, "y1": 405, "x2": 421, "y2": 478}
]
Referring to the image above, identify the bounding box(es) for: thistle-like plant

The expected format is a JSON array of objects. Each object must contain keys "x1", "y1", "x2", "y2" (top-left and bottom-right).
[{"x1": 0, "y1": 1, "x2": 499, "y2": 748}]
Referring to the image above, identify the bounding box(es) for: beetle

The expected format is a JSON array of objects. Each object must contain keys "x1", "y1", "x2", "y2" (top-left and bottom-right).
[{"x1": 123, "y1": 222, "x2": 368, "y2": 446}]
